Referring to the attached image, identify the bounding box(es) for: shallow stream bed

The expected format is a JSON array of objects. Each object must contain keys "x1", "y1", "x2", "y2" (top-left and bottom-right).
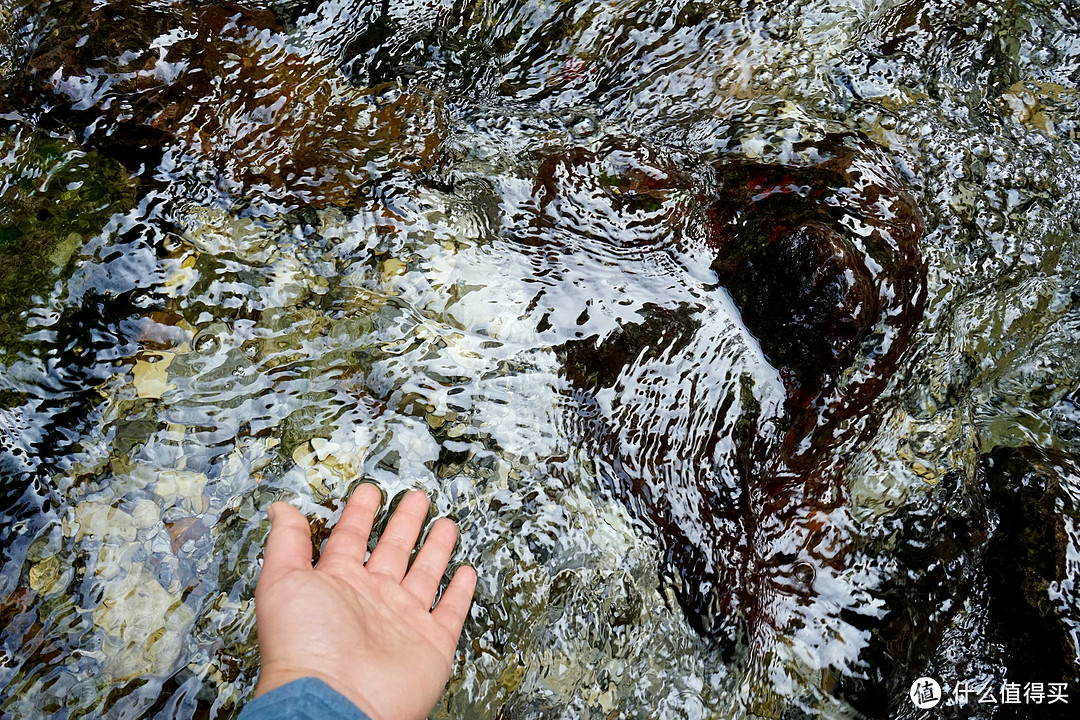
[{"x1": 2, "y1": 1, "x2": 1080, "y2": 718}]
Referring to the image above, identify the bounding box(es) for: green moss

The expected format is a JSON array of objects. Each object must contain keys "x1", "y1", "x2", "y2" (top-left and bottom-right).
[{"x1": 0, "y1": 127, "x2": 137, "y2": 355}]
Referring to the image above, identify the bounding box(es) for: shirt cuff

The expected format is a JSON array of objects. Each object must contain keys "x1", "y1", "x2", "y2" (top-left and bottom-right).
[{"x1": 237, "y1": 678, "x2": 373, "y2": 720}]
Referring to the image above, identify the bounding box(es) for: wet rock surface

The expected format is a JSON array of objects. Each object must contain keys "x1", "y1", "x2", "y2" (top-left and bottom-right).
[
  {"x1": 0, "y1": 124, "x2": 137, "y2": 349},
  {"x1": 556, "y1": 133, "x2": 926, "y2": 646},
  {"x1": 845, "y1": 446, "x2": 1080, "y2": 718},
  {"x1": 1, "y1": 0, "x2": 441, "y2": 209},
  {"x1": 706, "y1": 134, "x2": 926, "y2": 419}
]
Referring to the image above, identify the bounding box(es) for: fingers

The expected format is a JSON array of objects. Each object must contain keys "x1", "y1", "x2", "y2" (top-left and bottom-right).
[
  {"x1": 431, "y1": 564, "x2": 477, "y2": 642},
  {"x1": 400, "y1": 517, "x2": 459, "y2": 607},
  {"x1": 318, "y1": 483, "x2": 383, "y2": 571},
  {"x1": 364, "y1": 490, "x2": 431, "y2": 581},
  {"x1": 258, "y1": 502, "x2": 314, "y2": 588}
]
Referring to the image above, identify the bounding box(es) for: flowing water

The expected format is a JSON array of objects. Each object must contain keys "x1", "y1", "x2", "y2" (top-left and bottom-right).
[{"x1": 1, "y1": 0, "x2": 1080, "y2": 718}]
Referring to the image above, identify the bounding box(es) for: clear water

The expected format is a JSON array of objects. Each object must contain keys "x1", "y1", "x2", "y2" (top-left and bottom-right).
[{"x1": 1, "y1": 0, "x2": 1079, "y2": 718}]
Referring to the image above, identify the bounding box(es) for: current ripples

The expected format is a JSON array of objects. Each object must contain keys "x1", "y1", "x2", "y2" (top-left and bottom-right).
[{"x1": 2, "y1": 0, "x2": 1080, "y2": 718}]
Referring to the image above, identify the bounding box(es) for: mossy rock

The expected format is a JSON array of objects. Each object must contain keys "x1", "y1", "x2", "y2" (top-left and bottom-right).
[
  {"x1": 0, "y1": 126, "x2": 137, "y2": 355},
  {"x1": 8, "y1": 0, "x2": 442, "y2": 209},
  {"x1": 0, "y1": 5, "x2": 14, "y2": 80}
]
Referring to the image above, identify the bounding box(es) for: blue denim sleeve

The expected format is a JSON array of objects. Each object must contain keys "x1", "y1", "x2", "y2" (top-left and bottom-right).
[{"x1": 236, "y1": 678, "x2": 373, "y2": 720}]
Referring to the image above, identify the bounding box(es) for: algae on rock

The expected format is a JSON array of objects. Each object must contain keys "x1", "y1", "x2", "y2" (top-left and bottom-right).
[{"x1": 0, "y1": 126, "x2": 137, "y2": 354}]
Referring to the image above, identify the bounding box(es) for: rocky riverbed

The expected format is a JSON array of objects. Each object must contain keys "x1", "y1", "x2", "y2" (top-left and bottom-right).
[{"x1": 2, "y1": 1, "x2": 1080, "y2": 718}]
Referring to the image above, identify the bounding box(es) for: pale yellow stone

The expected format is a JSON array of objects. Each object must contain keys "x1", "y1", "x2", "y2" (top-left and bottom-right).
[
  {"x1": 251, "y1": 453, "x2": 273, "y2": 473},
  {"x1": 67, "y1": 503, "x2": 137, "y2": 543},
  {"x1": 93, "y1": 562, "x2": 196, "y2": 682},
  {"x1": 97, "y1": 543, "x2": 143, "y2": 581},
  {"x1": 310, "y1": 437, "x2": 338, "y2": 461},
  {"x1": 597, "y1": 683, "x2": 617, "y2": 713},
  {"x1": 155, "y1": 469, "x2": 208, "y2": 511},
  {"x1": 28, "y1": 556, "x2": 63, "y2": 594},
  {"x1": 47, "y1": 232, "x2": 83, "y2": 267},
  {"x1": 380, "y1": 257, "x2": 407, "y2": 282},
  {"x1": 162, "y1": 262, "x2": 197, "y2": 294},
  {"x1": 132, "y1": 353, "x2": 176, "y2": 399},
  {"x1": 292, "y1": 441, "x2": 316, "y2": 468},
  {"x1": 306, "y1": 466, "x2": 334, "y2": 500},
  {"x1": 222, "y1": 449, "x2": 245, "y2": 477},
  {"x1": 130, "y1": 499, "x2": 161, "y2": 529}
]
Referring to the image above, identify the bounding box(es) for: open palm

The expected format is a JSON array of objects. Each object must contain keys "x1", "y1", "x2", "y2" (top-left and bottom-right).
[{"x1": 253, "y1": 486, "x2": 477, "y2": 720}]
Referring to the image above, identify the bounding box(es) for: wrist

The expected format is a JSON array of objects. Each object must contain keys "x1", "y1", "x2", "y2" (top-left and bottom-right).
[{"x1": 256, "y1": 665, "x2": 383, "y2": 720}]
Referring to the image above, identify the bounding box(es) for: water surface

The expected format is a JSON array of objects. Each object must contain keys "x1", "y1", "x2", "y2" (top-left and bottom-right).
[{"x1": 1, "y1": 0, "x2": 1080, "y2": 718}]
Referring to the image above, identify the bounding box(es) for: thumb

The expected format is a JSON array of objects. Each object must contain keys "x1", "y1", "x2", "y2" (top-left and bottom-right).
[{"x1": 258, "y1": 502, "x2": 314, "y2": 588}]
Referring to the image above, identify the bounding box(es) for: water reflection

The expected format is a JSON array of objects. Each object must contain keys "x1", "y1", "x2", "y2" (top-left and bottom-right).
[{"x1": 1, "y1": 0, "x2": 1079, "y2": 718}]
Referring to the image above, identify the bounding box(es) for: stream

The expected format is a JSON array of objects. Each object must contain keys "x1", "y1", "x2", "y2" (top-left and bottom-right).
[{"x1": 2, "y1": 1, "x2": 1080, "y2": 718}]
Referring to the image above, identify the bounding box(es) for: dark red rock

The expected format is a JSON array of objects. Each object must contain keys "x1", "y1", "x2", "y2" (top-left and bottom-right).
[
  {"x1": 551, "y1": 134, "x2": 927, "y2": 644},
  {"x1": 707, "y1": 134, "x2": 925, "y2": 421}
]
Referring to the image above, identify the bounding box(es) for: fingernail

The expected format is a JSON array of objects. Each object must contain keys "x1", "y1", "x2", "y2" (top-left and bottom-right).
[{"x1": 266, "y1": 505, "x2": 276, "y2": 523}]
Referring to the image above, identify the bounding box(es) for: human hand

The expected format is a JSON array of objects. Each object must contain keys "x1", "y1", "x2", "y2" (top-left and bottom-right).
[{"x1": 253, "y1": 486, "x2": 477, "y2": 720}]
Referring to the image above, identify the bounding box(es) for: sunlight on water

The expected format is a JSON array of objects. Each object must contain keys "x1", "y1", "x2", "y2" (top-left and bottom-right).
[{"x1": 1, "y1": 0, "x2": 1080, "y2": 718}]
